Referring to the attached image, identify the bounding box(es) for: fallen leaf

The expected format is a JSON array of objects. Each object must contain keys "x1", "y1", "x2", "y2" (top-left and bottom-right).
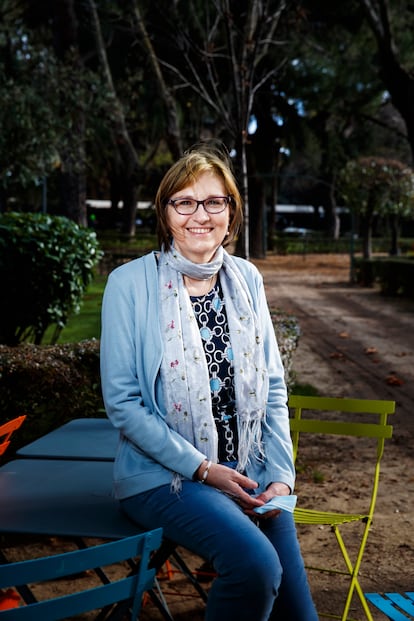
[
  {"x1": 364, "y1": 347, "x2": 378, "y2": 355},
  {"x1": 385, "y1": 374, "x2": 404, "y2": 386}
]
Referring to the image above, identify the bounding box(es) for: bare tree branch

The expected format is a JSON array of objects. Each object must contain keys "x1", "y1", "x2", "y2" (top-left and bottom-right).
[
  {"x1": 359, "y1": 0, "x2": 414, "y2": 162},
  {"x1": 132, "y1": 1, "x2": 183, "y2": 159},
  {"x1": 87, "y1": 0, "x2": 139, "y2": 174},
  {"x1": 149, "y1": 1, "x2": 290, "y2": 257}
]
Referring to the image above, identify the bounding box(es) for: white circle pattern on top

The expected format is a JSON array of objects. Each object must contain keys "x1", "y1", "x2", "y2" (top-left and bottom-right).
[{"x1": 190, "y1": 279, "x2": 238, "y2": 463}]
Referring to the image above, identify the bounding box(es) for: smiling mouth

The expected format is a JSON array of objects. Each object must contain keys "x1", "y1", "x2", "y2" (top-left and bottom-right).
[{"x1": 188, "y1": 228, "x2": 212, "y2": 234}]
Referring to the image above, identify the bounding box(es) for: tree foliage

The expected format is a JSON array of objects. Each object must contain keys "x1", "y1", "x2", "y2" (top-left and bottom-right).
[
  {"x1": 0, "y1": 13, "x2": 61, "y2": 198},
  {"x1": 1, "y1": 0, "x2": 414, "y2": 256},
  {"x1": 338, "y1": 156, "x2": 414, "y2": 257},
  {"x1": 0, "y1": 1, "x2": 109, "y2": 221}
]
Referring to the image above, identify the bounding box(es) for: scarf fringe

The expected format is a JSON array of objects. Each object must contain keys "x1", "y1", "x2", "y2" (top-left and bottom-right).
[
  {"x1": 237, "y1": 412, "x2": 266, "y2": 472},
  {"x1": 170, "y1": 472, "x2": 183, "y2": 494}
]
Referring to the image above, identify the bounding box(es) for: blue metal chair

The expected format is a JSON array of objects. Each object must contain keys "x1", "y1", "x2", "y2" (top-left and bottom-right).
[
  {"x1": 0, "y1": 529, "x2": 162, "y2": 620},
  {"x1": 365, "y1": 593, "x2": 414, "y2": 620}
]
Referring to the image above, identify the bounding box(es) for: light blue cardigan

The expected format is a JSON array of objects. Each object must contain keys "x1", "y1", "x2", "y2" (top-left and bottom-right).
[{"x1": 100, "y1": 251, "x2": 295, "y2": 499}]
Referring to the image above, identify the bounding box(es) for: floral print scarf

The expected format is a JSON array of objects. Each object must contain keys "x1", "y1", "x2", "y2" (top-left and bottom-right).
[{"x1": 158, "y1": 244, "x2": 268, "y2": 491}]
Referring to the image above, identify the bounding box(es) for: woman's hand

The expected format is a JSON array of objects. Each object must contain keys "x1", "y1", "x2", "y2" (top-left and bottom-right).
[
  {"x1": 244, "y1": 481, "x2": 291, "y2": 520},
  {"x1": 196, "y1": 461, "x2": 264, "y2": 509}
]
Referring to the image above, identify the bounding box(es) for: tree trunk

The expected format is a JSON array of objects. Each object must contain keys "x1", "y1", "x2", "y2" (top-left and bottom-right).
[
  {"x1": 325, "y1": 203, "x2": 341, "y2": 240},
  {"x1": 233, "y1": 135, "x2": 250, "y2": 259},
  {"x1": 88, "y1": 0, "x2": 141, "y2": 235},
  {"x1": 59, "y1": 169, "x2": 87, "y2": 227},
  {"x1": 120, "y1": 180, "x2": 138, "y2": 238},
  {"x1": 0, "y1": 187, "x2": 7, "y2": 213},
  {"x1": 361, "y1": 0, "x2": 414, "y2": 163},
  {"x1": 389, "y1": 213, "x2": 400, "y2": 256},
  {"x1": 361, "y1": 214, "x2": 374, "y2": 259},
  {"x1": 328, "y1": 179, "x2": 340, "y2": 239},
  {"x1": 133, "y1": 2, "x2": 183, "y2": 160},
  {"x1": 51, "y1": 0, "x2": 87, "y2": 226},
  {"x1": 247, "y1": 105, "x2": 281, "y2": 258},
  {"x1": 248, "y1": 175, "x2": 266, "y2": 260}
]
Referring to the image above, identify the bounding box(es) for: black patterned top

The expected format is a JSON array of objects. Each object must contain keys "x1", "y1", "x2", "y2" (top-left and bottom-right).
[{"x1": 190, "y1": 278, "x2": 238, "y2": 463}]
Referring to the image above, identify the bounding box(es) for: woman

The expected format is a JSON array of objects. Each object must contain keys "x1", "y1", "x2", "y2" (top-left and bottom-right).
[{"x1": 100, "y1": 144, "x2": 318, "y2": 620}]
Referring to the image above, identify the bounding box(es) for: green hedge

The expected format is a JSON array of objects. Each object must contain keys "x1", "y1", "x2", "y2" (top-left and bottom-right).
[
  {"x1": 354, "y1": 256, "x2": 414, "y2": 299},
  {"x1": 270, "y1": 310, "x2": 300, "y2": 391},
  {"x1": 0, "y1": 340, "x2": 103, "y2": 461}
]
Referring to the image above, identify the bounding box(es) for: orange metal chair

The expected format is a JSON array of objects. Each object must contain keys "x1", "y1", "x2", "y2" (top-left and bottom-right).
[{"x1": 0, "y1": 416, "x2": 26, "y2": 457}]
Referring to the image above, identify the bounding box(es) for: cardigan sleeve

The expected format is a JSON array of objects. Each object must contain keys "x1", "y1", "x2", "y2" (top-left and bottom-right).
[{"x1": 100, "y1": 258, "x2": 207, "y2": 481}]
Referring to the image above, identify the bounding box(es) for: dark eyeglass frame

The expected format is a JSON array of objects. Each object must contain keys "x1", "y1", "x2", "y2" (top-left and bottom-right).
[{"x1": 167, "y1": 195, "x2": 232, "y2": 215}]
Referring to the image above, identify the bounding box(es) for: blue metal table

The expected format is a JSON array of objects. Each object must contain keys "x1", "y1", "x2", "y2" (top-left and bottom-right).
[
  {"x1": 0, "y1": 458, "x2": 207, "y2": 618},
  {"x1": 16, "y1": 417, "x2": 118, "y2": 461},
  {"x1": 0, "y1": 458, "x2": 182, "y2": 619},
  {"x1": 0, "y1": 458, "x2": 133, "y2": 539}
]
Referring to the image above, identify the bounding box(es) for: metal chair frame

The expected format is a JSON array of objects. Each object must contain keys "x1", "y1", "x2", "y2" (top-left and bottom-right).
[
  {"x1": 0, "y1": 529, "x2": 163, "y2": 620},
  {"x1": 365, "y1": 592, "x2": 414, "y2": 620},
  {"x1": 0, "y1": 416, "x2": 26, "y2": 457},
  {"x1": 289, "y1": 394, "x2": 395, "y2": 621}
]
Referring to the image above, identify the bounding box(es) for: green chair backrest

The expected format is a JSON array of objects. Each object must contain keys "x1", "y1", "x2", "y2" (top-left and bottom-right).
[{"x1": 288, "y1": 395, "x2": 395, "y2": 464}]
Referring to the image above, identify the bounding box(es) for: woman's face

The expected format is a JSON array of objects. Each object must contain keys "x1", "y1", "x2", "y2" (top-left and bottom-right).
[{"x1": 166, "y1": 171, "x2": 230, "y2": 263}]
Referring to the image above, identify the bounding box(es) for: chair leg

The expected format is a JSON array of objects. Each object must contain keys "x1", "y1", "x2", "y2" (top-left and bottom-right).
[
  {"x1": 146, "y1": 581, "x2": 175, "y2": 621},
  {"x1": 170, "y1": 549, "x2": 209, "y2": 603},
  {"x1": 333, "y1": 526, "x2": 374, "y2": 621}
]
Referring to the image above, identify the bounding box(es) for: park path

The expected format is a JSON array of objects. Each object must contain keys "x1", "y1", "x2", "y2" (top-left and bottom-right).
[{"x1": 254, "y1": 253, "x2": 414, "y2": 449}]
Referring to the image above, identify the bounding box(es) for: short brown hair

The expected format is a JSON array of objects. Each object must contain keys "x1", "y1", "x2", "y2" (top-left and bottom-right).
[{"x1": 155, "y1": 143, "x2": 243, "y2": 251}]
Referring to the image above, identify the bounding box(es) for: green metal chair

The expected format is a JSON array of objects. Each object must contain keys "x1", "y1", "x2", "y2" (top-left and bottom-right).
[
  {"x1": 0, "y1": 528, "x2": 162, "y2": 620},
  {"x1": 288, "y1": 395, "x2": 395, "y2": 621}
]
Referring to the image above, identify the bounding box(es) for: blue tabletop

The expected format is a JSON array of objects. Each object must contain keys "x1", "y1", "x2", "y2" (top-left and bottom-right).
[
  {"x1": 16, "y1": 418, "x2": 118, "y2": 461},
  {"x1": 0, "y1": 459, "x2": 138, "y2": 539}
]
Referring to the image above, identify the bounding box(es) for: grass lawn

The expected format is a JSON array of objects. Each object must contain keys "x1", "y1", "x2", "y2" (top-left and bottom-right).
[
  {"x1": 42, "y1": 234, "x2": 157, "y2": 345},
  {"x1": 43, "y1": 273, "x2": 106, "y2": 344}
]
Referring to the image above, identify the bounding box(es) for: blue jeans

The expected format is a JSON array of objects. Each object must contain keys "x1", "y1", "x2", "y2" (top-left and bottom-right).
[{"x1": 121, "y1": 481, "x2": 318, "y2": 621}]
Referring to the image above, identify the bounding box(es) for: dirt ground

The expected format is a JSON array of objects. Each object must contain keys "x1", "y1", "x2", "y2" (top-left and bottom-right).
[
  {"x1": 3, "y1": 253, "x2": 413, "y2": 620},
  {"x1": 253, "y1": 253, "x2": 414, "y2": 620}
]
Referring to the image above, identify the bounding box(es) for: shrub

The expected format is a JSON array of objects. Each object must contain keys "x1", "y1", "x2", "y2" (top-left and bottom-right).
[
  {"x1": 354, "y1": 256, "x2": 414, "y2": 299},
  {"x1": 270, "y1": 310, "x2": 301, "y2": 392},
  {"x1": 0, "y1": 340, "x2": 103, "y2": 456},
  {"x1": 0, "y1": 212, "x2": 102, "y2": 345}
]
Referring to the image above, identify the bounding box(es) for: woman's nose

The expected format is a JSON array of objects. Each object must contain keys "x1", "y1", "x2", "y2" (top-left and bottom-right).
[{"x1": 192, "y1": 204, "x2": 211, "y2": 221}]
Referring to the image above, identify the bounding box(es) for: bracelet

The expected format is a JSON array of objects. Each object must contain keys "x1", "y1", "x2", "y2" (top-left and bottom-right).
[{"x1": 200, "y1": 460, "x2": 212, "y2": 484}]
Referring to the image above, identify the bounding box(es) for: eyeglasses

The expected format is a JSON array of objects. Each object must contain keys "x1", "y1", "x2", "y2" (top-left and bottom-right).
[{"x1": 167, "y1": 195, "x2": 231, "y2": 215}]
